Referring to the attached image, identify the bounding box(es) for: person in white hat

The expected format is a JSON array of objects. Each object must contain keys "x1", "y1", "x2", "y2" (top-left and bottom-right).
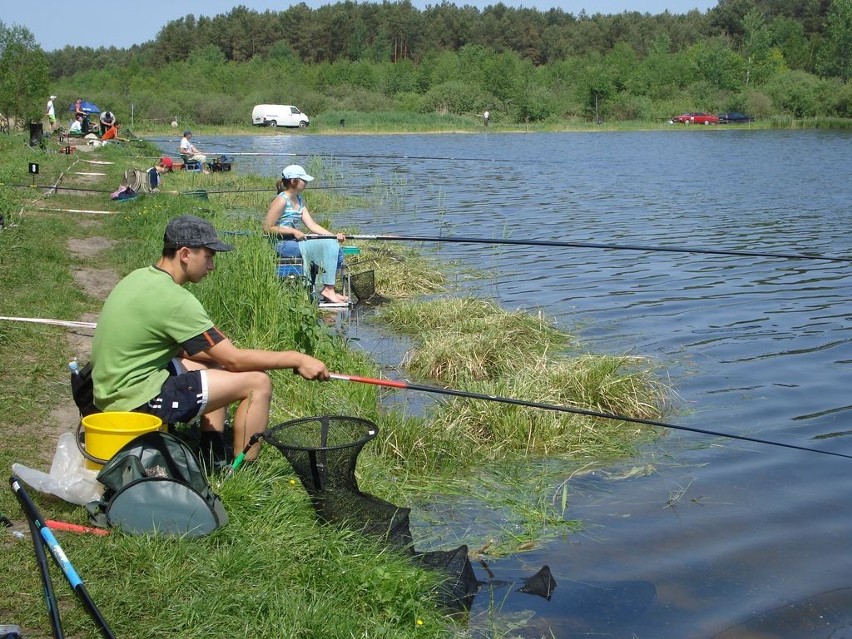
[
  {"x1": 263, "y1": 164, "x2": 349, "y2": 304},
  {"x1": 46, "y1": 95, "x2": 57, "y2": 130}
]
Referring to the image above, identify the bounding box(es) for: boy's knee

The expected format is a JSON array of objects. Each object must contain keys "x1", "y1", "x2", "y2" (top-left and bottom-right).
[{"x1": 250, "y1": 371, "x2": 273, "y2": 395}]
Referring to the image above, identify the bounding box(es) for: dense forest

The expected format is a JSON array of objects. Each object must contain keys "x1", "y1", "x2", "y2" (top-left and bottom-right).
[{"x1": 2, "y1": 0, "x2": 851, "y2": 127}]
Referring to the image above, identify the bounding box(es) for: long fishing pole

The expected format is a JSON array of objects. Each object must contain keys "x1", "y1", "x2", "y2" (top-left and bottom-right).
[
  {"x1": 308, "y1": 234, "x2": 850, "y2": 264},
  {"x1": 10, "y1": 477, "x2": 116, "y2": 639},
  {"x1": 213, "y1": 151, "x2": 518, "y2": 163},
  {"x1": 27, "y1": 517, "x2": 64, "y2": 638},
  {"x1": 329, "y1": 373, "x2": 852, "y2": 461}
]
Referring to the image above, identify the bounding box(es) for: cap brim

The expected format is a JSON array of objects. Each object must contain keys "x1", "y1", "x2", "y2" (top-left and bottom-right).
[{"x1": 207, "y1": 241, "x2": 235, "y2": 252}]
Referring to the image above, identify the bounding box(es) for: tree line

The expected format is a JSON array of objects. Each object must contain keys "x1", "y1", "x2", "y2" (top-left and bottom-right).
[{"x1": 2, "y1": 0, "x2": 850, "y2": 129}]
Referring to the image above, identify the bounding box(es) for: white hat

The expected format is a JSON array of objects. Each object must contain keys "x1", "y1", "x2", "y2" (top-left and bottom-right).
[
  {"x1": 50, "y1": 95, "x2": 57, "y2": 99},
  {"x1": 281, "y1": 164, "x2": 314, "y2": 182}
]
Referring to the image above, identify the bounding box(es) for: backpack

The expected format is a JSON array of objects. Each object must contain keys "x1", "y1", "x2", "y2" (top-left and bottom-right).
[
  {"x1": 86, "y1": 431, "x2": 228, "y2": 536},
  {"x1": 70, "y1": 361, "x2": 99, "y2": 417}
]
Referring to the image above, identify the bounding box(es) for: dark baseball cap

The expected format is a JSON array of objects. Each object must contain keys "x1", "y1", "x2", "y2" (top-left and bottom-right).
[{"x1": 163, "y1": 215, "x2": 234, "y2": 252}]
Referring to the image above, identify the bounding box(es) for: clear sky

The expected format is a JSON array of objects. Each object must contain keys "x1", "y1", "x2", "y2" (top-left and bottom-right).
[{"x1": 7, "y1": 0, "x2": 717, "y2": 52}]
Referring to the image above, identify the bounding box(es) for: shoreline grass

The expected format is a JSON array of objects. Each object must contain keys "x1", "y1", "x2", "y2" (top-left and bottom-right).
[
  {"x1": 1, "y1": 130, "x2": 670, "y2": 636},
  {"x1": 117, "y1": 112, "x2": 852, "y2": 138}
]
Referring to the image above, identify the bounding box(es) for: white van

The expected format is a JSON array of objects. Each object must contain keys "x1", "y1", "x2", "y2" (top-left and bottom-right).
[{"x1": 251, "y1": 104, "x2": 310, "y2": 128}]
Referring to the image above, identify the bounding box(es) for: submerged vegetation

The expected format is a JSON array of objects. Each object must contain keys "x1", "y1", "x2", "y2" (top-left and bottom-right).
[{"x1": 0, "y1": 133, "x2": 668, "y2": 636}]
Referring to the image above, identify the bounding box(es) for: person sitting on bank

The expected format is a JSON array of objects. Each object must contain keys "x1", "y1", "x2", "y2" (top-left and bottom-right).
[
  {"x1": 68, "y1": 114, "x2": 84, "y2": 134},
  {"x1": 147, "y1": 156, "x2": 173, "y2": 192},
  {"x1": 179, "y1": 130, "x2": 208, "y2": 165},
  {"x1": 111, "y1": 157, "x2": 174, "y2": 200},
  {"x1": 263, "y1": 164, "x2": 349, "y2": 304},
  {"x1": 91, "y1": 214, "x2": 331, "y2": 467},
  {"x1": 100, "y1": 120, "x2": 127, "y2": 142}
]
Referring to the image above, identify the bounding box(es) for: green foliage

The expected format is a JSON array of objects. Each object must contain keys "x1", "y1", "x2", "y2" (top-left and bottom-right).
[
  {"x1": 0, "y1": 22, "x2": 50, "y2": 126},
  {"x1": 35, "y1": 1, "x2": 852, "y2": 127},
  {"x1": 816, "y1": 0, "x2": 852, "y2": 82},
  {"x1": 766, "y1": 69, "x2": 826, "y2": 116}
]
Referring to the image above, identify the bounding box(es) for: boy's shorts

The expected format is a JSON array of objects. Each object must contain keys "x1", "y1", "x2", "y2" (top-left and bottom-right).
[{"x1": 135, "y1": 360, "x2": 208, "y2": 425}]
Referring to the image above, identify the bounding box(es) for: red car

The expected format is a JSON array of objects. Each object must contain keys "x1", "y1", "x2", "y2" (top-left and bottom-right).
[{"x1": 670, "y1": 112, "x2": 720, "y2": 125}]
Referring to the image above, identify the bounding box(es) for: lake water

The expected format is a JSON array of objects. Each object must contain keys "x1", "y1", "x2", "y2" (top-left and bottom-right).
[{"x1": 154, "y1": 129, "x2": 852, "y2": 638}]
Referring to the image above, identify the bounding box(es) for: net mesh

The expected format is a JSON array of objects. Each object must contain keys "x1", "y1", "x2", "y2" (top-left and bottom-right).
[
  {"x1": 349, "y1": 270, "x2": 388, "y2": 306},
  {"x1": 264, "y1": 415, "x2": 549, "y2": 612},
  {"x1": 518, "y1": 565, "x2": 557, "y2": 600}
]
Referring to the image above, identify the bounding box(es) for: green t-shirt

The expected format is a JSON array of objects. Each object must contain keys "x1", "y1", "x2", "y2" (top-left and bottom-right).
[{"x1": 92, "y1": 266, "x2": 215, "y2": 411}]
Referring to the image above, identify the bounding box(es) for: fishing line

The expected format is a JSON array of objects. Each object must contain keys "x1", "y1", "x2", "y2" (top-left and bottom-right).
[
  {"x1": 306, "y1": 234, "x2": 851, "y2": 263},
  {"x1": 330, "y1": 373, "x2": 852, "y2": 460},
  {"x1": 211, "y1": 151, "x2": 529, "y2": 164},
  {"x1": 4, "y1": 183, "x2": 368, "y2": 195}
]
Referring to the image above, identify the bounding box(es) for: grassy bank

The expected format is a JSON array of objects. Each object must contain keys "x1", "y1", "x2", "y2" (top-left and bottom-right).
[
  {"x1": 0, "y1": 131, "x2": 668, "y2": 637},
  {"x1": 108, "y1": 111, "x2": 852, "y2": 139}
]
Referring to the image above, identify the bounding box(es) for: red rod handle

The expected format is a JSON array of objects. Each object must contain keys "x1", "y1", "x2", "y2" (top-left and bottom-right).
[
  {"x1": 329, "y1": 373, "x2": 408, "y2": 389},
  {"x1": 46, "y1": 520, "x2": 110, "y2": 536}
]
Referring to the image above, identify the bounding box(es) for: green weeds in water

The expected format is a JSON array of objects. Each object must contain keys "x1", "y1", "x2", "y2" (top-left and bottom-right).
[{"x1": 372, "y1": 297, "x2": 667, "y2": 465}]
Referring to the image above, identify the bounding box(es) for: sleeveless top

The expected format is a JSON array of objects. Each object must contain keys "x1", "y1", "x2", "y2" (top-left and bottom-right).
[{"x1": 275, "y1": 192, "x2": 304, "y2": 228}]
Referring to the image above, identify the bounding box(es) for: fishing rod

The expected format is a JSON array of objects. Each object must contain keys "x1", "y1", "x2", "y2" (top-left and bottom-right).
[
  {"x1": 5, "y1": 183, "x2": 363, "y2": 195},
  {"x1": 10, "y1": 476, "x2": 116, "y2": 639},
  {"x1": 212, "y1": 151, "x2": 519, "y2": 163},
  {"x1": 329, "y1": 373, "x2": 852, "y2": 461},
  {"x1": 27, "y1": 517, "x2": 64, "y2": 638},
  {"x1": 229, "y1": 432, "x2": 264, "y2": 473},
  {"x1": 307, "y1": 234, "x2": 851, "y2": 264}
]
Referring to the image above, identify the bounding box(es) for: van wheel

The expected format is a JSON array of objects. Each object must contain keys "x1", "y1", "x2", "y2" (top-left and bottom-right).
[
  {"x1": 298, "y1": 121, "x2": 307, "y2": 128},
  {"x1": 268, "y1": 120, "x2": 277, "y2": 128}
]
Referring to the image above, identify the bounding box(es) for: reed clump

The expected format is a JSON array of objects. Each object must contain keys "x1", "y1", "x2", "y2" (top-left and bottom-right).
[
  {"x1": 370, "y1": 297, "x2": 667, "y2": 471},
  {"x1": 347, "y1": 243, "x2": 447, "y2": 299},
  {"x1": 378, "y1": 298, "x2": 567, "y2": 383}
]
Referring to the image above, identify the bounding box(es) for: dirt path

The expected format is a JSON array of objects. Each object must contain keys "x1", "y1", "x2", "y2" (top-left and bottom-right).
[{"x1": 39, "y1": 166, "x2": 121, "y2": 461}]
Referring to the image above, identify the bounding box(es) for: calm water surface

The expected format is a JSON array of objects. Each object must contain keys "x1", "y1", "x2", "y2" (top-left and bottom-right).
[{"x1": 157, "y1": 130, "x2": 852, "y2": 637}]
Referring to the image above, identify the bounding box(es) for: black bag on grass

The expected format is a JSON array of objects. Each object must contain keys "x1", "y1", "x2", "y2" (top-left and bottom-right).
[{"x1": 86, "y1": 431, "x2": 227, "y2": 536}]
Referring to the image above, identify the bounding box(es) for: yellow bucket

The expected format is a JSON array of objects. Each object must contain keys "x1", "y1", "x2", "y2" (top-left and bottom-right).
[{"x1": 81, "y1": 412, "x2": 164, "y2": 470}]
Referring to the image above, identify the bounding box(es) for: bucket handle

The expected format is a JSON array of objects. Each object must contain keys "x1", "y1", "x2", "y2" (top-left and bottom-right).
[{"x1": 75, "y1": 420, "x2": 109, "y2": 466}]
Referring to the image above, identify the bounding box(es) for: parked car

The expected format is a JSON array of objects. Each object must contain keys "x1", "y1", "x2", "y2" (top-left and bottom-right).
[
  {"x1": 669, "y1": 112, "x2": 720, "y2": 125},
  {"x1": 718, "y1": 112, "x2": 754, "y2": 124},
  {"x1": 251, "y1": 104, "x2": 310, "y2": 128}
]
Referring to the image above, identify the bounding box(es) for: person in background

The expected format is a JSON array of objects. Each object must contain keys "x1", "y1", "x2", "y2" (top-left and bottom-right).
[
  {"x1": 73, "y1": 98, "x2": 90, "y2": 134},
  {"x1": 179, "y1": 130, "x2": 207, "y2": 165},
  {"x1": 46, "y1": 95, "x2": 57, "y2": 131},
  {"x1": 483, "y1": 110, "x2": 490, "y2": 127},
  {"x1": 99, "y1": 110, "x2": 115, "y2": 136},
  {"x1": 263, "y1": 164, "x2": 349, "y2": 304},
  {"x1": 91, "y1": 215, "x2": 331, "y2": 468},
  {"x1": 100, "y1": 120, "x2": 127, "y2": 142},
  {"x1": 146, "y1": 157, "x2": 173, "y2": 192},
  {"x1": 111, "y1": 157, "x2": 174, "y2": 200},
  {"x1": 68, "y1": 114, "x2": 84, "y2": 134}
]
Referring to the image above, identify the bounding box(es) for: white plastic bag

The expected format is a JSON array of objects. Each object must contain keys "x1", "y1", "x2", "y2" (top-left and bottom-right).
[{"x1": 12, "y1": 432, "x2": 103, "y2": 505}]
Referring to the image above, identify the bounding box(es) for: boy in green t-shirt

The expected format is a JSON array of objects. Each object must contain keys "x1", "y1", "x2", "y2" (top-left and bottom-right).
[{"x1": 92, "y1": 215, "x2": 330, "y2": 466}]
